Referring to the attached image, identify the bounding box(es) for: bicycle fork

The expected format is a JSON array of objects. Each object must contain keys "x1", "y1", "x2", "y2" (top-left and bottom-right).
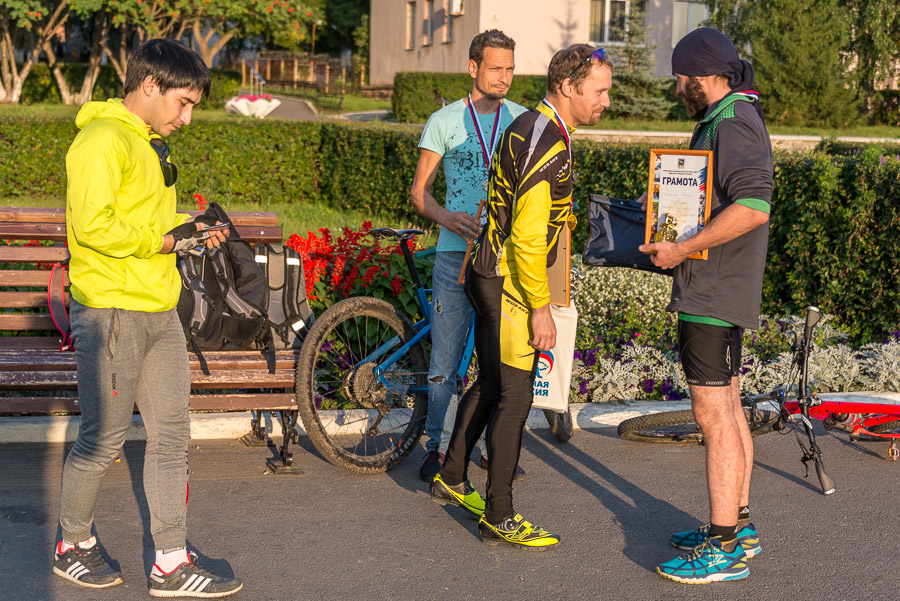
[{"x1": 792, "y1": 307, "x2": 836, "y2": 495}]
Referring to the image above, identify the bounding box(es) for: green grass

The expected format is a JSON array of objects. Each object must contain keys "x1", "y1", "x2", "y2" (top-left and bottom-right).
[
  {"x1": 0, "y1": 194, "x2": 438, "y2": 246},
  {"x1": 5, "y1": 102, "x2": 897, "y2": 138}
]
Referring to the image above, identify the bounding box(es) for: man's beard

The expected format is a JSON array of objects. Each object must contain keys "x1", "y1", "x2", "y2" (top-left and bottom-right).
[
  {"x1": 681, "y1": 77, "x2": 710, "y2": 122},
  {"x1": 475, "y1": 80, "x2": 507, "y2": 101}
]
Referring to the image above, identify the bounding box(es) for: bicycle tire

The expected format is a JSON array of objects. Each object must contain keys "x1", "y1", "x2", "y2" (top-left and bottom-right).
[
  {"x1": 617, "y1": 408, "x2": 779, "y2": 444},
  {"x1": 869, "y1": 420, "x2": 900, "y2": 435},
  {"x1": 543, "y1": 409, "x2": 574, "y2": 442},
  {"x1": 296, "y1": 296, "x2": 428, "y2": 474}
]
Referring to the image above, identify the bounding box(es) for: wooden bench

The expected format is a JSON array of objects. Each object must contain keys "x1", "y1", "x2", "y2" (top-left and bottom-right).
[{"x1": 0, "y1": 206, "x2": 305, "y2": 473}]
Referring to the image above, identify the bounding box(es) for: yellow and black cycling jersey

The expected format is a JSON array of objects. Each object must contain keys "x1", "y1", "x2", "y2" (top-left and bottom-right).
[{"x1": 471, "y1": 101, "x2": 574, "y2": 309}]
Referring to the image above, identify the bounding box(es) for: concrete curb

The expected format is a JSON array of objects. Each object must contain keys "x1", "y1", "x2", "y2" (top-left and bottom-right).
[
  {"x1": 0, "y1": 401, "x2": 691, "y2": 444},
  {"x1": 2, "y1": 391, "x2": 896, "y2": 444}
]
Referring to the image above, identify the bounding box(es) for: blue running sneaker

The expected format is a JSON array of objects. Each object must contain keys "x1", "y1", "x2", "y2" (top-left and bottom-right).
[
  {"x1": 657, "y1": 538, "x2": 749, "y2": 584},
  {"x1": 671, "y1": 523, "x2": 761, "y2": 558}
]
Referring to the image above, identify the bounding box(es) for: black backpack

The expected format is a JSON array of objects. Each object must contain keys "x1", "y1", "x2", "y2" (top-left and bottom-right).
[
  {"x1": 254, "y1": 243, "x2": 316, "y2": 349},
  {"x1": 175, "y1": 203, "x2": 275, "y2": 374}
]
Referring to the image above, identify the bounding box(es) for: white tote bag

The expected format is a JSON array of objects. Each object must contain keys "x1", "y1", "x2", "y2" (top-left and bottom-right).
[{"x1": 532, "y1": 303, "x2": 578, "y2": 412}]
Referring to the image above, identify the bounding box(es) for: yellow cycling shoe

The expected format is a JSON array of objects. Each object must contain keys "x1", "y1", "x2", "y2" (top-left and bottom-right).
[
  {"x1": 430, "y1": 473, "x2": 485, "y2": 517},
  {"x1": 478, "y1": 514, "x2": 560, "y2": 549}
]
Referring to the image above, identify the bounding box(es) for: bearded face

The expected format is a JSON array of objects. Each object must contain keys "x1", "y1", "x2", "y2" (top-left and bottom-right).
[{"x1": 679, "y1": 76, "x2": 710, "y2": 122}]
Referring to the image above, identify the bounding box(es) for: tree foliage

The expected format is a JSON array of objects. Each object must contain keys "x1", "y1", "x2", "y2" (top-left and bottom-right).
[
  {"x1": 606, "y1": 3, "x2": 675, "y2": 120},
  {"x1": 743, "y1": 0, "x2": 858, "y2": 127},
  {"x1": 840, "y1": 0, "x2": 900, "y2": 112}
]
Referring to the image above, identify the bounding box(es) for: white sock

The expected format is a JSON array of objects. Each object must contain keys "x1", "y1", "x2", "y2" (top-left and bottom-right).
[
  {"x1": 154, "y1": 548, "x2": 190, "y2": 574},
  {"x1": 57, "y1": 535, "x2": 96, "y2": 554}
]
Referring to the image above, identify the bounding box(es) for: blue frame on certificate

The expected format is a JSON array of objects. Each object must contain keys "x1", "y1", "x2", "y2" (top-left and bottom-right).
[{"x1": 645, "y1": 148, "x2": 713, "y2": 260}]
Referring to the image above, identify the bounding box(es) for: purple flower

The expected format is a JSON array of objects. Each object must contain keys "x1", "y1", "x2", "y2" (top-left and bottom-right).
[
  {"x1": 641, "y1": 379, "x2": 656, "y2": 394},
  {"x1": 579, "y1": 378, "x2": 588, "y2": 395}
]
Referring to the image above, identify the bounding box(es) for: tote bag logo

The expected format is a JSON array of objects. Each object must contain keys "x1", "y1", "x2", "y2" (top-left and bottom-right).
[{"x1": 536, "y1": 351, "x2": 554, "y2": 378}]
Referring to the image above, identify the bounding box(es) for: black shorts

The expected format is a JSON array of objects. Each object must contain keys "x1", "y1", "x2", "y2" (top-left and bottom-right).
[{"x1": 677, "y1": 319, "x2": 742, "y2": 387}]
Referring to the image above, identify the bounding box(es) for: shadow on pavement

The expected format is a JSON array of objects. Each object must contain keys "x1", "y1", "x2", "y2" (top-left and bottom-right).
[{"x1": 523, "y1": 428, "x2": 695, "y2": 570}]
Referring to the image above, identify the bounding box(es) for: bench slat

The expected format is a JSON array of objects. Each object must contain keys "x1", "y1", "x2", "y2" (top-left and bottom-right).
[
  {"x1": 0, "y1": 247, "x2": 69, "y2": 263},
  {"x1": 0, "y1": 393, "x2": 297, "y2": 414},
  {"x1": 0, "y1": 349, "x2": 298, "y2": 372},
  {"x1": 0, "y1": 369, "x2": 296, "y2": 389},
  {"x1": 0, "y1": 337, "x2": 63, "y2": 351},
  {"x1": 0, "y1": 291, "x2": 70, "y2": 308},
  {"x1": 0, "y1": 224, "x2": 282, "y2": 244},
  {"x1": 0, "y1": 314, "x2": 56, "y2": 330},
  {"x1": 0, "y1": 270, "x2": 68, "y2": 287},
  {"x1": 0, "y1": 207, "x2": 278, "y2": 227}
]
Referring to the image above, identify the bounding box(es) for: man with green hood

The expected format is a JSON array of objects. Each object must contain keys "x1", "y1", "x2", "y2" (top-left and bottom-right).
[{"x1": 53, "y1": 39, "x2": 242, "y2": 598}]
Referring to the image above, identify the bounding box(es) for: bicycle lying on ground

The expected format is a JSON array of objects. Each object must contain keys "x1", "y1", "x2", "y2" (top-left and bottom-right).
[
  {"x1": 617, "y1": 306, "x2": 900, "y2": 495},
  {"x1": 296, "y1": 228, "x2": 573, "y2": 474}
]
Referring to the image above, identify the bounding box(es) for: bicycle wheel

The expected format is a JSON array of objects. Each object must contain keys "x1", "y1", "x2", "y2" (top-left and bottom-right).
[
  {"x1": 543, "y1": 409, "x2": 574, "y2": 442},
  {"x1": 869, "y1": 420, "x2": 900, "y2": 435},
  {"x1": 617, "y1": 408, "x2": 779, "y2": 444},
  {"x1": 296, "y1": 296, "x2": 428, "y2": 473}
]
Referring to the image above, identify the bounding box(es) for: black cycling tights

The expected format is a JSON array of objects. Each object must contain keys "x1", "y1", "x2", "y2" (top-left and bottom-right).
[{"x1": 440, "y1": 271, "x2": 538, "y2": 524}]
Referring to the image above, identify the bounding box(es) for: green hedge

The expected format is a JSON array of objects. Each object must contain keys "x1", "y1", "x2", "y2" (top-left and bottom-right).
[
  {"x1": 816, "y1": 137, "x2": 900, "y2": 157},
  {"x1": 2, "y1": 115, "x2": 899, "y2": 342},
  {"x1": 765, "y1": 147, "x2": 900, "y2": 342},
  {"x1": 18, "y1": 63, "x2": 241, "y2": 109},
  {"x1": 392, "y1": 72, "x2": 547, "y2": 123},
  {"x1": 391, "y1": 71, "x2": 681, "y2": 123}
]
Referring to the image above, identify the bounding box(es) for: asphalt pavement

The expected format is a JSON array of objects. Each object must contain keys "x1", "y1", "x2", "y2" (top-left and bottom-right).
[{"x1": 1, "y1": 424, "x2": 896, "y2": 601}]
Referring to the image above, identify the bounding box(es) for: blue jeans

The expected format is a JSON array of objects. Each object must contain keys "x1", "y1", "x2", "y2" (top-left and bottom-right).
[{"x1": 425, "y1": 252, "x2": 484, "y2": 455}]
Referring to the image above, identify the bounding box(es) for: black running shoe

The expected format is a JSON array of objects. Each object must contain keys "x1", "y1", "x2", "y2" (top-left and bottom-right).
[
  {"x1": 419, "y1": 451, "x2": 445, "y2": 482},
  {"x1": 52, "y1": 539, "x2": 123, "y2": 588},
  {"x1": 149, "y1": 552, "x2": 242, "y2": 598}
]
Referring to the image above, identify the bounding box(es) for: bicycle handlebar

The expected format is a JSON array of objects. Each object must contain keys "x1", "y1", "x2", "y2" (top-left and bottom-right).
[{"x1": 804, "y1": 306, "x2": 821, "y2": 342}]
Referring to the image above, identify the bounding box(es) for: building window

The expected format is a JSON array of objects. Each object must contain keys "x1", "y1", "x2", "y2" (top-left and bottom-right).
[
  {"x1": 423, "y1": 0, "x2": 434, "y2": 46},
  {"x1": 406, "y1": 2, "x2": 416, "y2": 50},
  {"x1": 589, "y1": 0, "x2": 646, "y2": 44},
  {"x1": 672, "y1": 1, "x2": 709, "y2": 48},
  {"x1": 442, "y1": 0, "x2": 454, "y2": 43}
]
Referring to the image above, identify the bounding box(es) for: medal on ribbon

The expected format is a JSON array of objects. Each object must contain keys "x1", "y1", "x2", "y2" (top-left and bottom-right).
[
  {"x1": 542, "y1": 99, "x2": 578, "y2": 231},
  {"x1": 467, "y1": 93, "x2": 502, "y2": 193}
]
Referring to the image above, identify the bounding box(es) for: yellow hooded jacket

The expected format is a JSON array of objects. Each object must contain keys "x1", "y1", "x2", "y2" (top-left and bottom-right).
[{"x1": 66, "y1": 99, "x2": 189, "y2": 312}]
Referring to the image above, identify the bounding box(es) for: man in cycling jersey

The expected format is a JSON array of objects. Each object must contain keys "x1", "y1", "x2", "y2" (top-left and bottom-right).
[
  {"x1": 410, "y1": 30, "x2": 527, "y2": 482},
  {"x1": 430, "y1": 44, "x2": 613, "y2": 549},
  {"x1": 639, "y1": 28, "x2": 774, "y2": 584}
]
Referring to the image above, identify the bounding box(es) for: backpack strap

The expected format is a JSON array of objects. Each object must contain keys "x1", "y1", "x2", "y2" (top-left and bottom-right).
[
  {"x1": 48, "y1": 260, "x2": 74, "y2": 351},
  {"x1": 177, "y1": 251, "x2": 214, "y2": 375}
]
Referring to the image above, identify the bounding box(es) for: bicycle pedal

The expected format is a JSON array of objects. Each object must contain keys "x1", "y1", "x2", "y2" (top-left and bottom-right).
[{"x1": 889, "y1": 442, "x2": 899, "y2": 462}]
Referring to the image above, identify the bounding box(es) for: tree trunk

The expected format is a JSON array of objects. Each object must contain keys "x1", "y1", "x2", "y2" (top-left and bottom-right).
[
  {"x1": 44, "y1": 39, "x2": 75, "y2": 104},
  {"x1": 191, "y1": 21, "x2": 235, "y2": 68},
  {"x1": 0, "y1": 0, "x2": 70, "y2": 104}
]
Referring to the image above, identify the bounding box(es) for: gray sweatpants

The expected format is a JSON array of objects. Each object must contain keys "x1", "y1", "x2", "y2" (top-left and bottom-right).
[{"x1": 59, "y1": 301, "x2": 191, "y2": 551}]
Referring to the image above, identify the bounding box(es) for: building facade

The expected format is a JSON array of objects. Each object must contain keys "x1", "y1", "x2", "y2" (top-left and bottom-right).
[{"x1": 369, "y1": 0, "x2": 710, "y2": 86}]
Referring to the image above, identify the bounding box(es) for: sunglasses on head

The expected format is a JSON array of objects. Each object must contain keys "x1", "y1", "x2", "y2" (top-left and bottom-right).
[
  {"x1": 566, "y1": 47, "x2": 608, "y2": 83},
  {"x1": 149, "y1": 138, "x2": 178, "y2": 187}
]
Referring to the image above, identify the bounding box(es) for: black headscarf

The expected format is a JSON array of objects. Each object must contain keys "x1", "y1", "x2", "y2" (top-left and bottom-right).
[{"x1": 671, "y1": 27, "x2": 764, "y2": 121}]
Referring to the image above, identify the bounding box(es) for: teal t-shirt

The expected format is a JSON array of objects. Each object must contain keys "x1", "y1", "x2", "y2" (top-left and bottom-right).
[{"x1": 418, "y1": 98, "x2": 527, "y2": 252}]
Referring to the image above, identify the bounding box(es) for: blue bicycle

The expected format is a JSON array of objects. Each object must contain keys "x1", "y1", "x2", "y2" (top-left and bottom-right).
[{"x1": 296, "y1": 228, "x2": 572, "y2": 474}]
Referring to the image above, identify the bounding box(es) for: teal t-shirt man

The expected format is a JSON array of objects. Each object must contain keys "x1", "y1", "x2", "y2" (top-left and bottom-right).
[{"x1": 418, "y1": 98, "x2": 527, "y2": 252}]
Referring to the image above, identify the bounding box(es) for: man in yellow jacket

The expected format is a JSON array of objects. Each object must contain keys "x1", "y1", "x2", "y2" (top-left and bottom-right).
[{"x1": 54, "y1": 39, "x2": 242, "y2": 598}]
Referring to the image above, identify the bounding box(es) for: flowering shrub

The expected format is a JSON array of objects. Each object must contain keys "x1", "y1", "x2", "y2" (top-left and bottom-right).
[
  {"x1": 285, "y1": 222, "x2": 433, "y2": 319},
  {"x1": 571, "y1": 263, "x2": 900, "y2": 403},
  {"x1": 234, "y1": 94, "x2": 274, "y2": 102}
]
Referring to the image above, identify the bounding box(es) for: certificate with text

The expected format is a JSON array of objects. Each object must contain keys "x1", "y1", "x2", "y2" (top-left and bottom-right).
[{"x1": 645, "y1": 149, "x2": 713, "y2": 260}]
